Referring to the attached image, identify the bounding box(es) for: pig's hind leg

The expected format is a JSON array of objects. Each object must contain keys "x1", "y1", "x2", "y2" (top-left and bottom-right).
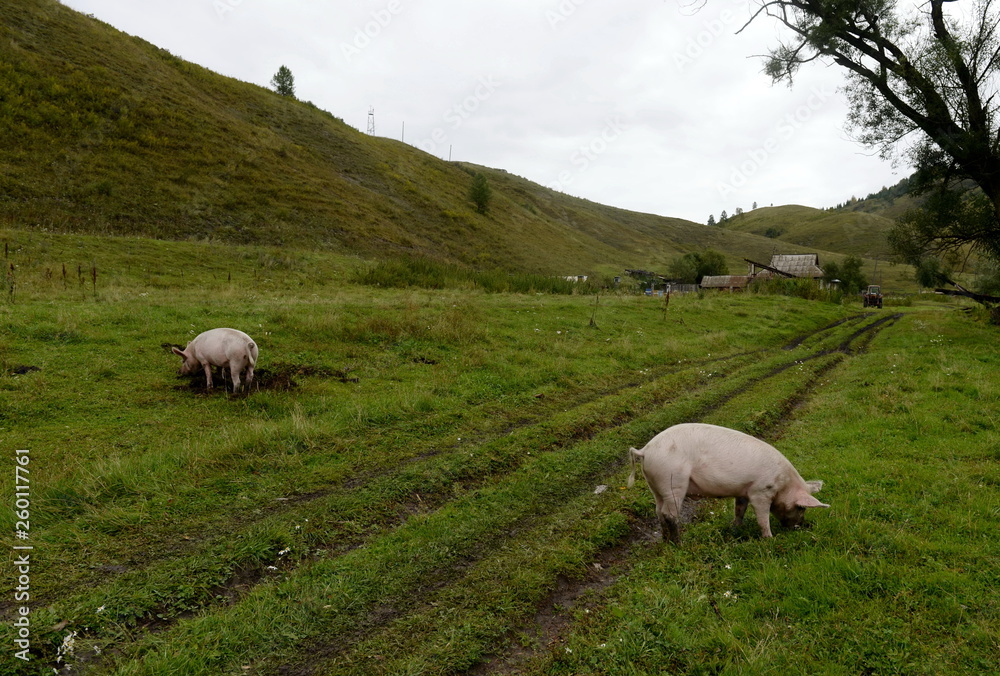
[
  {"x1": 654, "y1": 495, "x2": 681, "y2": 544},
  {"x1": 652, "y1": 474, "x2": 687, "y2": 544},
  {"x1": 733, "y1": 496, "x2": 749, "y2": 529},
  {"x1": 227, "y1": 358, "x2": 243, "y2": 393}
]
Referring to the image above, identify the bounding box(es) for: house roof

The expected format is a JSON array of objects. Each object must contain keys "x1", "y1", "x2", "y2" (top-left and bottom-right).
[
  {"x1": 768, "y1": 253, "x2": 823, "y2": 278},
  {"x1": 701, "y1": 275, "x2": 750, "y2": 288}
]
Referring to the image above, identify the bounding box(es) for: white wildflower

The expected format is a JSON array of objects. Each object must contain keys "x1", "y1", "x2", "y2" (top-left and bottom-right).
[{"x1": 56, "y1": 631, "x2": 78, "y2": 663}]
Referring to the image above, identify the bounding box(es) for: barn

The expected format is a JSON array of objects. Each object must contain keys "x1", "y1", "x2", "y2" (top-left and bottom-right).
[{"x1": 700, "y1": 253, "x2": 827, "y2": 292}]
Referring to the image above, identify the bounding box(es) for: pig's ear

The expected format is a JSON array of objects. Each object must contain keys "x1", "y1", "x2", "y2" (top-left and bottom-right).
[
  {"x1": 804, "y1": 480, "x2": 824, "y2": 494},
  {"x1": 796, "y1": 493, "x2": 830, "y2": 509},
  {"x1": 171, "y1": 346, "x2": 186, "y2": 358}
]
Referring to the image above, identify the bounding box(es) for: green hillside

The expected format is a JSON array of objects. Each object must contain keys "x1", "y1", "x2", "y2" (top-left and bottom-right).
[
  {"x1": 0, "y1": 0, "x2": 930, "y2": 296},
  {"x1": 1, "y1": 0, "x2": 896, "y2": 281},
  {"x1": 834, "y1": 176, "x2": 920, "y2": 219},
  {"x1": 723, "y1": 205, "x2": 893, "y2": 259}
]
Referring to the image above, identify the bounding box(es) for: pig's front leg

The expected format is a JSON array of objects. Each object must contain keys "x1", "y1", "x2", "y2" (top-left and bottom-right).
[{"x1": 750, "y1": 494, "x2": 774, "y2": 537}]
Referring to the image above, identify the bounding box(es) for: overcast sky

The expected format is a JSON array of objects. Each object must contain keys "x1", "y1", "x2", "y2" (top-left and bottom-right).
[{"x1": 61, "y1": 0, "x2": 905, "y2": 224}]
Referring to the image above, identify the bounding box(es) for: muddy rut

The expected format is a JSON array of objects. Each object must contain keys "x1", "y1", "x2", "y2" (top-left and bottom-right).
[
  {"x1": 271, "y1": 312, "x2": 898, "y2": 675},
  {"x1": 40, "y1": 312, "x2": 901, "y2": 675}
]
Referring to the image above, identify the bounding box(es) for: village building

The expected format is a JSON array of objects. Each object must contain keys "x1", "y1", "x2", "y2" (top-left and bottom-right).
[
  {"x1": 746, "y1": 253, "x2": 824, "y2": 280},
  {"x1": 700, "y1": 275, "x2": 751, "y2": 291},
  {"x1": 700, "y1": 253, "x2": 825, "y2": 292}
]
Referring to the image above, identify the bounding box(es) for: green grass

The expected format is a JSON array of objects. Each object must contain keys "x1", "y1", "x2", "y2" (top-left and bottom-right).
[
  {"x1": 0, "y1": 230, "x2": 996, "y2": 675},
  {"x1": 1, "y1": 3, "x2": 996, "y2": 670},
  {"x1": 519, "y1": 308, "x2": 1000, "y2": 675},
  {"x1": 350, "y1": 256, "x2": 608, "y2": 294}
]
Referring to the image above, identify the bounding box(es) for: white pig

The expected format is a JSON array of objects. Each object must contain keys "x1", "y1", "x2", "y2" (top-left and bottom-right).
[
  {"x1": 172, "y1": 328, "x2": 258, "y2": 393},
  {"x1": 628, "y1": 423, "x2": 828, "y2": 542}
]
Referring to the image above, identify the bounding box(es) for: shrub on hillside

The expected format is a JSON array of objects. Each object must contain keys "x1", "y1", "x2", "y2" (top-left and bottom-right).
[{"x1": 469, "y1": 174, "x2": 492, "y2": 215}]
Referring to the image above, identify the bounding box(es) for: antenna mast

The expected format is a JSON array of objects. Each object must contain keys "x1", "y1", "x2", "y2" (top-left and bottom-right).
[{"x1": 366, "y1": 107, "x2": 375, "y2": 135}]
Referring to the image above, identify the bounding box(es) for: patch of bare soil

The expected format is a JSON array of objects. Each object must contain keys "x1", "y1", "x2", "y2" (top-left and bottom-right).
[
  {"x1": 168, "y1": 359, "x2": 359, "y2": 393},
  {"x1": 3, "y1": 364, "x2": 41, "y2": 375}
]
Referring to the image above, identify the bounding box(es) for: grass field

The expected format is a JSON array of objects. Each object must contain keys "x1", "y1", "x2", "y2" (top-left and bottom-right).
[{"x1": 1, "y1": 234, "x2": 998, "y2": 675}]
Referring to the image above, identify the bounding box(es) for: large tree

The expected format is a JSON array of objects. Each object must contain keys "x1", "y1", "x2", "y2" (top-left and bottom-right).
[
  {"x1": 667, "y1": 249, "x2": 730, "y2": 284},
  {"x1": 822, "y1": 255, "x2": 868, "y2": 295},
  {"x1": 747, "y1": 0, "x2": 1000, "y2": 260}
]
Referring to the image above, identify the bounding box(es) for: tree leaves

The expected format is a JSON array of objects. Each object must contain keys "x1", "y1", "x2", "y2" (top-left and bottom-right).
[{"x1": 270, "y1": 65, "x2": 295, "y2": 98}]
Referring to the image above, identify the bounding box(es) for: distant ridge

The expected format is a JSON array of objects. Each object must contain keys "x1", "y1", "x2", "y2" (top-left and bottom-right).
[
  {"x1": 721, "y1": 205, "x2": 893, "y2": 259},
  {"x1": 832, "y1": 176, "x2": 917, "y2": 220}
]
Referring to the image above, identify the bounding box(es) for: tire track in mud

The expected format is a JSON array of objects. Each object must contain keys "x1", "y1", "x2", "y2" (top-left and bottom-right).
[
  {"x1": 248, "y1": 313, "x2": 903, "y2": 676},
  {"x1": 68, "y1": 353, "x2": 762, "y2": 674},
  {"x1": 64, "y1": 313, "x2": 899, "y2": 675},
  {"x1": 55, "y1": 354, "x2": 767, "y2": 673},
  {"x1": 453, "y1": 312, "x2": 904, "y2": 675},
  {"x1": 18, "y1": 347, "x2": 758, "y2": 622}
]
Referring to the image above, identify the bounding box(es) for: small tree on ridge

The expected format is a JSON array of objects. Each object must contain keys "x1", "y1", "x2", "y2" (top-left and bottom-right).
[{"x1": 271, "y1": 65, "x2": 296, "y2": 98}]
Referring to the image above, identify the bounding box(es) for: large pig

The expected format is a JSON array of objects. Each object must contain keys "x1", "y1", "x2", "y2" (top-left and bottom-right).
[
  {"x1": 628, "y1": 423, "x2": 828, "y2": 542},
  {"x1": 172, "y1": 328, "x2": 258, "y2": 393}
]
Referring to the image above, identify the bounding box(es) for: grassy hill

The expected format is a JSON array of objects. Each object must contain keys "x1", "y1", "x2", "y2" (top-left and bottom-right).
[
  {"x1": 722, "y1": 205, "x2": 894, "y2": 259},
  {"x1": 834, "y1": 176, "x2": 922, "y2": 220},
  {"x1": 1, "y1": 0, "x2": 911, "y2": 284}
]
